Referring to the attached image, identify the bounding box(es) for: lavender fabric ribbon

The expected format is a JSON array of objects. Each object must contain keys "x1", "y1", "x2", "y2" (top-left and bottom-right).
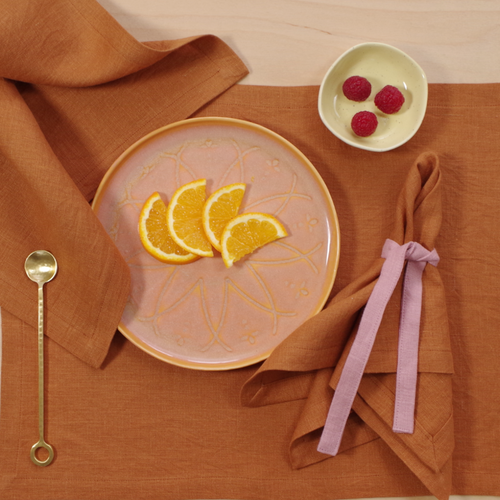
[{"x1": 318, "y1": 239, "x2": 439, "y2": 456}]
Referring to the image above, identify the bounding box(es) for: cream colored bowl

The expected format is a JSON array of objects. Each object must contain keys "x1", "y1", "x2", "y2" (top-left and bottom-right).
[{"x1": 318, "y1": 42, "x2": 428, "y2": 152}]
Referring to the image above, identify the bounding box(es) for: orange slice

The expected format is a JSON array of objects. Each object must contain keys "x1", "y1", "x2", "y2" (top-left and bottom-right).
[
  {"x1": 138, "y1": 192, "x2": 199, "y2": 264},
  {"x1": 202, "y1": 183, "x2": 246, "y2": 252},
  {"x1": 220, "y1": 213, "x2": 287, "y2": 268},
  {"x1": 166, "y1": 179, "x2": 214, "y2": 257}
]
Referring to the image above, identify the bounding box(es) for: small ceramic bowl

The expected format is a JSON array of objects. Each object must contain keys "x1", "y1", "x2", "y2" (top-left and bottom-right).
[{"x1": 318, "y1": 42, "x2": 428, "y2": 152}]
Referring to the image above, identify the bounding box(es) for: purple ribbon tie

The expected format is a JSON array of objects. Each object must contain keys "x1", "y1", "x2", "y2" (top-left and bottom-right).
[{"x1": 317, "y1": 239, "x2": 439, "y2": 456}]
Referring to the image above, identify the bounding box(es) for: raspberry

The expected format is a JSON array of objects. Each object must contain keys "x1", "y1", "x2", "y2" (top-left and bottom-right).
[
  {"x1": 351, "y1": 111, "x2": 378, "y2": 137},
  {"x1": 374, "y1": 85, "x2": 405, "y2": 114},
  {"x1": 342, "y1": 76, "x2": 372, "y2": 102}
]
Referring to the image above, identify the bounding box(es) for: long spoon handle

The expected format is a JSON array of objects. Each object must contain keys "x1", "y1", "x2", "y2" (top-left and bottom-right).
[{"x1": 30, "y1": 283, "x2": 54, "y2": 467}]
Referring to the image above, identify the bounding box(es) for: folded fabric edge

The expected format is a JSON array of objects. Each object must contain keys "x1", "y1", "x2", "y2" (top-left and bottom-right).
[
  {"x1": 240, "y1": 279, "x2": 379, "y2": 407},
  {"x1": 357, "y1": 373, "x2": 454, "y2": 472},
  {"x1": 351, "y1": 394, "x2": 453, "y2": 500},
  {"x1": 288, "y1": 367, "x2": 381, "y2": 468},
  {"x1": 1, "y1": 0, "x2": 249, "y2": 87}
]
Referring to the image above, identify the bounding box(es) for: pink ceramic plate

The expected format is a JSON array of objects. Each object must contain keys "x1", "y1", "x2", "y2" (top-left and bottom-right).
[{"x1": 92, "y1": 117, "x2": 340, "y2": 370}]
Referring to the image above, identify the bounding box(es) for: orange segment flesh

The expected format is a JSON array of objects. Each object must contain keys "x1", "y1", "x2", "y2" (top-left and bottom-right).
[
  {"x1": 138, "y1": 192, "x2": 199, "y2": 264},
  {"x1": 166, "y1": 179, "x2": 214, "y2": 258},
  {"x1": 220, "y1": 212, "x2": 287, "y2": 268},
  {"x1": 202, "y1": 183, "x2": 246, "y2": 252}
]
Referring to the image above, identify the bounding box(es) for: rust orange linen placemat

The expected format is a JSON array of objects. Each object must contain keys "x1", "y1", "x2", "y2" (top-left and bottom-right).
[
  {"x1": 2, "y1": 83, "x2": 496, "y2": 500},
  {"x1": 1, "y1": 1, "x2": 500, "y2": 499}
]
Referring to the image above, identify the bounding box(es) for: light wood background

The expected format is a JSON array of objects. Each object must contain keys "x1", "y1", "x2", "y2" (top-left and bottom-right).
[{"x1": 96, "y1": 0, "x2": 500, "y2": 86}]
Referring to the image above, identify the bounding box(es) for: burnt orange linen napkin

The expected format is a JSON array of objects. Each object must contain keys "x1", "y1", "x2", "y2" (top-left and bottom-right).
[
  {"x1": 0, "y1": 0, "x2": 248, "y2": 367},
  {"x1": 241, "y1": 151, "x2": 454, "y2": 500}
]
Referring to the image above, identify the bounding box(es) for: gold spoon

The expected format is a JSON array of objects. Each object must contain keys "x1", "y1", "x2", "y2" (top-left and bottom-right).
[{"x1": 24, "y1": 250, "x2": 58, "y2": 467}]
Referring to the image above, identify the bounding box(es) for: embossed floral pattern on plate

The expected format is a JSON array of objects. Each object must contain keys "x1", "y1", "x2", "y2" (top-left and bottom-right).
[{"x1": 93, "y1": 117, "x2": 340, "y2": 370}]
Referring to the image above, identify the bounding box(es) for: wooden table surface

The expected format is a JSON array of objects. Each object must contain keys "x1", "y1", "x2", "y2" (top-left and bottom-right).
[{"x1": 96, "y1": 0, "x2": 500, "y2": 86}]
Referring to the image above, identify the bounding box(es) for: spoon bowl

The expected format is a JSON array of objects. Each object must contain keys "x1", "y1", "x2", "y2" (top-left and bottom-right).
[{"x1": 25, "y1": 250, "x2": 57, "y2": 285}]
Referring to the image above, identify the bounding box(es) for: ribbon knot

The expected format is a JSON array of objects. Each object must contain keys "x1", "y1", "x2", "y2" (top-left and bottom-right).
[{"x1": 318, "y1": 239, "x2": 439, "y2": 456}]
